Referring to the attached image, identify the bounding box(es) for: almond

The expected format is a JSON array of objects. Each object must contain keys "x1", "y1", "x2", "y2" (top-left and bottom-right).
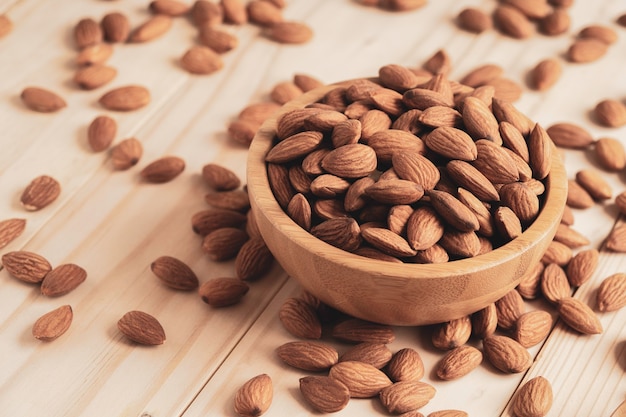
[
  {"x1": 423, "y1": 50, "x2": 451, "y2": 75},
  {"x1": 276, "y1": 341, "x2": 338, "y2": 371},
  {"x1": 541, "y1": 240, "x2": 572, "y2": 266},
  {"x1": 361, "y1": 227, "x2": 417, "y2": 257},
  {"x1": 596, "y1": 273, "x2": 626, "y2": 312},
  {"x1": 379, "y1": 381, "x2": 436, "y2": 414},
  {"x1": 514, "y1": 310, "x2": 553, "y2": 348},
  {"x1": 557, "y1": 297, "x2": 603, "y2": 334},
  {"x1": 299, "y1": 376, "x2": 349, "y2": 413},
  {"x1": 594, "y1": 137, "x2": 626, "y2": 171},
  {"x1": 2, "y1": 251, "x2": 52, "y2": 284},
  {"x1": 435, "y1": 345, "x2": 483, "y2": 380},
  {"x1": 554, "y1": 224, "x2": 591, "y2": 249},
  {"x1": 446, "y1": 160, "x2": 499, "y2": 202},
  {"x1": 392, "y1": 150, "x2": 440, "y2": 191},
  {"x1": 204, "y1": 190, "x2": 250, "y2": 211},
  {"x1": 279, "y1": 297, "x2": 322, "y2": 339},
  {"x1": 367, "y1": 129, "x2": 425, "y2": 163},
  {"x1": 517, "y1": 262, "x2": 544, "y2": 300},
  {"x1": 247, "y1": 0, "x2": 283, "y2": 26},
  {"x1": 539, "y1": 8, "x2": 570, "y2": 36},
  {"x1": 471, "y1": 303, "x2": 498, "y2": 339},
  {"x1": 20, "y1": 87, "x2": 66, "y2": 113},
  {"x1": 492, "y1": 98, "x2": 535, "y2": 137},
  {"x1": 406, "y1": 206, "x2": 445, "y2": 251},
  {"x1": 32, "y1": 305, "x2": 73, "y2": 341},
  {"x1": 0, "y1": 218, "x2": 27, "y2": 249},
  {"x1": 431, "y1": 316, "x2": 472, "y2": 350},
  {"x1": 578, "y1": 24, "x2": 618, "y2": 45},
  {"x1": 202, "y1": 227, "x2": 249, "y2": 261},
  {"x1": 493, "y1": 5, "x2": 534, "y2": 39},
  {"x1": 110, "y1": 137, "x2": 143, "y2": 170},
  {"x1": 329, "y1": 361, "x2": 392, "y2": 398},
  {"x1": 457, "y1": 7, "x2": 493, "y2": 34},
  {"x1": 482, "y1": 335, "x2": 532, "y2": 373},
  {"x1": 228, "y1": 119, "x2": 259, "y2": 146},
  {"x1": 456, "y1": 188, "x2": 494, "y2": 237},
  {"x1": 198, "y1": 26, "x2": 239, "y2": 53},
  {"x1": 221, "y1": 0, "x2": 248, "y2": 24},
  {"x1": 199, "y1": 277, "x2": 249, "y2": 307},
  {"x1": 310, "y1": 217, "x2": 361, "y2": 252},
  {"x1": 149, "y1": 0, "x2": 191, "y2": 16},
  {"x1": 502, "y1": 0, "x2": 551, "y2": 19},
  {"x1": 40, "y1": 263, "x2": 87, "y2": 297},
  {"x1": 386, "y1": 347, "x2": 425, "y2": 382},
  {"x1": 265, "y1": 131, "x2": 324, "y2": 164},
  {"x1": 359, "y1": 109, "x2": 393, "y2": 141},
  {"x1": 460, "y1": 64, "x2": 503, "y2": 88},
  {"x1": 485, "y1": 77, "x2": 523, "y2": 102},
  {"x1": 87, "y1": 115, "x2": 117, "y2": 152},
  {"x1": 99, "y1": 85, "x2": 150, "y2": 111},
  {"x1": 594, "y1": 99, "x2": 626, "y2": 128},
  {"x1": 438, "y1": 229, "x2": 481, "y2": 258},
  {"x1": 541, "y1": 263, "x2": 571, "y2": 303},
  {"x1": 201, "y1": 163, "x2": 241, "y2": 191},
  {"x1": 567, "y1": 38, "x2": 608, "y2": 63},
  {"x1": 566, "y1": 179, "x2": 595, "y2": 209},
  {"x1": 190, "y1": 0, "x2": 224, "y2": 27},
  {"x1": 76, "y1": 42, "x2": 114, "y2": 66},
  {"x1": 20, "y1": 175, "x2": 61, "y2": 211},
  {"x1": 287, "y1": 193, "x2": 312, "y2": 230},
  {"x1": 129, "y1": 14, "x2": 172, "y2": 42},
  {"x1": 140, "y1": 156, "x2": 185, "y2": 183},
  {"x1": 340, "y1": 342, "x2": 392, "y2": 369},
  {"x1": 331, "y1": 119, "x2": 362, "y2": 147},
  {"x1": 365, "y1": 179, "x2": 424, "y2": 205},
  {"x1": 0, "y1": 14, "x2": 13, "y2": 38},
  {"x1": 412, "y1": 243, "x2": 449, "y2": 264},
  {"x1": 528, "y1": 124, "x2": 552, "y2": 180},
  {"x1": 565, "y1": 248, "x2": 598, "y2": 287},
  {"x1": 495, "y1": 289, "x2": 525, "y2": 330},
  {"x1": 576, "y1": 169, "x2": 612, "y2": 200},
  {"x1": 266, "y1": 21, "x2": 313, "y2": 44},
  {"x1": 473, "y1": 139, "x2": 519, "y2": 184},
  {"x1": 235, "y1": 237, "x2": 274, "y2": 281},
  {"x1": 238, "y1": 102, "x2": 281, "y2": 126},
  {"x1": 462, "y1": 97, "x2": 501, "y2": 143},
  {"x1": 529, "y1": 58, "x2": 562, "y2": 91},
  {"x1": 331, "y1": 318, "x2": 395, "y2": 344},
  {"x1": 74, "y1": 18, "x2": 102, "y2": 49},
  {"x1": 546, "y1": 122, "x2": 594, "y2": 149},
  {"x1": 499, "y1": 122, "x2": 529, "y2": 162},
  {"x1": 605, "y1": 224, "x2": 626, "y2": 253},
  {"x1": 181, "y1": 45, "x2": 224, "y2": 74},
  {"x1": 494, "y1": 206, "x2": 522, "y2": 242},
  {"x1": 101, "y1": 12, "x2": 130, "y2": 43},
  {"x1": 73, "y1": 64, "x2": 117, "y2": 90},
  {"x1": 268, "y1": 162, "x2": 295, "y2": 209},
  {"x1": 234, "y1": 374, "x2": 272, "y2": 417},
  {"x1": 150, "y1": 255, "x2": 199, "y2": 290},
  {"x1": 379, "y1": 64, "x2": 421, "y2": 92},
  {"x1": 512, "y1": 376, "x2": 553, "y2": 417},
  {"x1": 380, "y1": 0, "x2": 428, "y2": 12},
  {"x1": 117, "y1": 310, "x2": 166, "y2": 345},
  {"x1": 320, "y1": 143, "x2": 378, "y2": 178},
  {"x1": 499, "y1": 182, "x2": 540, "y2": 224},
  {"x1": 428, "y1": 190, "x2": 480, "y2": 233},
  {"x1": 418, "y1": 105, "x2": 462, "y2": 128}
]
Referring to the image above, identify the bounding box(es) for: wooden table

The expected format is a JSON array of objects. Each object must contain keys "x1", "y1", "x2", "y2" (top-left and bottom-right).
[{"x1": 0, "y1": 0, "x2": 624, "y2": 416}]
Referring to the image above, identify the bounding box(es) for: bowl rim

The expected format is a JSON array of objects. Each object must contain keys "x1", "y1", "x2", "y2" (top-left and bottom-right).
[{"x1": 247, "y1": 82, "x2": 568, "y2": 280}]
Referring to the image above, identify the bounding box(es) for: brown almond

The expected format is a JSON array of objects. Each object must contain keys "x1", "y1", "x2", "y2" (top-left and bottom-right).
[
  {"x1": 299, "y1": 376, "x2": 349, "y2": 413},
  {"x1": 566, "y1": 248, "x2": 598, "y2": 287},
  {"x1": 471, "y1": 303, "x2": 498, "y2": 339},
  {"x1": 365, "y1": 179, "x2": 424, "y2": 205},
  {"x1": 247, "y1": 0, "x2": 283, "y2": 26},
  {"x1": 266, "y1": 21, "x2": 313, "y2": 44},
  {"x1": 554, "y1": 223, "x2": 590, "y2": 249},
  {"x1": 76, "y1": 42, "x2": 114, "y2": 66},
  {"x1": 460, "y1": 64, "x2": 503, "y2": 88},
  {"x1": 331, "y1": 318, "x2": 395, "y2": 344},
  {"x1": 181, "y1": 45, "x2": 224, "y2": 74},
  {"x1": 199, "y1": 277, "x2": 249, "y2": 307},
  {"x1": 517, "y1": 262, "x2": 544, "y2": 300},
  {"x1": 190, "y1": 0, "x2": 224, "y2": 27},
  {"x1": 238, "y1": 102, "x2": 281, "y2": 125},
  {"x1": 492, "y1": 98, "x2": 535, "y2": 137},
  {"x1": 221, "y1": 0, "x2": 248, "y2": 24},
  {"x1": 546, "y1": 122, "x2": 594, "y2": 149},
  {"x1": 20, "y1": 175, "x2": 61, "y2": 211},
  {"x1": 386, "y1": 347, "x2": 425, "y2": 382},
  {"x1": 616, "y1": 192, "x2": 626, "y2": 216},
  {"x1": 310, "y1": 217, "x2": 361, "y2": 252},
  {"x1": 567, "y1": 38, "x2": 608, "y2": 63},
  {"x1": 266, "y1": 131, "x2": 324, "y2": 164},
  {"x1": 0, "y1": 14, "x2": 13, "y2": 38},
  {"x1": 2, "y1": 251, "x2": 52, "y2": 284},
  {"x1": 418, "y1": 105, "x2": 462, "y2": 128},
  {"x1": 235, "y1": 237, "x2": 274, "y2": 281},
  {"x1": 541, "y1": 263, "x2": 571, "y2": 304},
  {"x1": 329, "y1": 361, "x2": 392, "y2": 398},
  {"x1": 287, "y1": 193, "x2": 312, "y2": 230},
  {"x1": 605, "y1": 224, "x2": 626, "y2": 252},
  {"x1": 73, "y1": 64, "x2": 117, "y2": 90},
  {"x1": 557, "y1": 296, "x2": 603, "y2": 334},
  {"x1": 150, "y1": 255, "x2": 199, "y2": 290},
  {"x1": 380, "y1": 0, "x2": 428, "y2": 12},
  {"x1": 483, "y1": 335, "x2": 532, "y2": 373},
  {"x1": 406, "y1": 206, "x2": 445, "y2": 251},
  {"x1": 499, "y1": 182, "x2": 540, "y2": 224},
  {"x1": 99, "y1": 85, "x2": 150, "y2": 111},
  {"x1": 495, "y1": 289, "x2": 525, "y2": 330},
  {"x1": 379, "y1": 381, "x2": 436, "y2": 414},
  {"x1": 198, "y1": 26, "x2": 238, "y2": 53},
  {"x1": 32, "y1": 305, "x2": 73, "y2": 341},
  {"x1": 0, "y1": 218, "x2": 27, "y2": 249},
  {"x1": 457, "y1": 7, "x2": 493, "y2": 33},
  {"x1": 422, "y1": 49, "x2": 451, "y2": 75},
  {"x1": 438, "y1": 230, "x2": 482, "y2": 258},
  {"x1": 191, "y1": 209, "x2": 247, "y2": 236},
  {"x1": 594, "y1": 137, "x2": 626, "y2": 172},
  {"x1": 594, "y1": 99, "x2": 626, "y2": 128},
  {"x1": 340, "y1": 342, "x2": 392, "y2": 369},
  {"x1": 493, "y1": 5, "x2": 534, "y2": 39},
  {"x1": 277, "y1": 341, "x2": 338, "y2": 371},
  {"x1": 362, "y1": 227, "x2": 417, "y2": 257},
  {"x1": 436, "y1": 345, "x2": 483, "y2": 380},
  {"x1": 367, "y1": 129, "x2": 425, "y2": 163},
  {"x1": 279, "y1": 297, "x2": 322, "y2": 339},
  {"x1": 429, "y1": 190, "x2": 480, "y2": 232},
  {"x1": 129, "y1": 15, "x2": 172, "y2": 42},
  {"x1": 541, "y1": 240, "x2": 573, "y2": 266},
  {"x1": 512, "y1": 376, "x2": 553, "y2": 417},
  {"x1": 484, "y1": 77, "x2": 523, "y2": 102},
  {"x1": 359, "y1": 109, "x2": 393, "y2": 141},
  {"x1": 270, "y1": 81, "x2": 303, "y2": 105},
  {"x1": 447, "y1": 160, "x2": 499, "y2": 202},
  {"x1": 267, "y1": 162, "x2": 294, "y2": 209},
  {"x1": 202, "y1": 227, "x2": 249, "y2": 261},
  {"x1": 579, "y1": 24, "x2": 618, "y2": 44},
  {"x1": 331, "y1": 119, "x2": 362, "y2": 147},
  {"x1": 41, "y1": 263, "x2": 87, "y2": 297},
  {"x1": 500, "y1": 122, "x2": 529, "y2": 162},
  {"x1": 566, "y1": 179, "x2": 595, "y2": 209},
  {"x1": 462, "y1": 97, "x2": 501, "y2": 143},
  {"x1": 234, "y1": 374, "x2": 272, "y2": 417},
  {"x1": 412, "y1": 243, "x2": 449, "y2": 264},
  {"x1": 473, "y1": 139, "x2": 519, "y2": 184},
  {"x1": 149, "y1": 0, "x2": 191, "y2": 16},
  {"x1": 101, "y1": 12, "x2": 130, "y2": 43},
  {"x1": 528, "y1": 124, "x2": 553, "y2": 180},
  {"x1": 228, "y1": 119, "x2": 259, "y2": 146},
  {"x1": 494, "y1": 206, "x2": 522, "y2": 241},
  {"x1": 431, "y1": 316, "x2": 472, "y2": 350},
  {"x1": 502, "y1": 0, "x2": 551, "y2": 18},
  {"x1": 20, "y1": 87, "x2": 66, "y2": 113},
  {"x1": 140, "y1": 156, "x2": 185, "y2": 183},
  {"x1": 539, "y1": 8, "x2": 570, "y2": 36},
  {"x1": 201, "y1": 163, "x2": 240, "y2": 191},
  {"x1": 87, "y1": 115, "x2": 116, "y2": 152},
  {"x1": 596, "y1": 273, "x2": 626, "y2": 312},
  {"x1": 530, "y1": 58, "x2": 562, "y2": 91},
  {"x1": 379, "y1": 64, "x2": 420, "y2": 92},
  {"x1": 514, "y1": 310, "x2": 553, "y2": 348},
  {"x1": 403, "y1": 88, "x2": 454, "y2": 110},
  {"x1": 576, "y1": 169, "x2": 612, "y2": 200},
  {"x1": 74, "y1": 18, "x2": 102, "y2": 49},
  {"x1": 110, "y1": 137, "x2": 143, "y2": 170},
  {"x1": 457, "y1": 188, "x2": 494, "y2": 237}
]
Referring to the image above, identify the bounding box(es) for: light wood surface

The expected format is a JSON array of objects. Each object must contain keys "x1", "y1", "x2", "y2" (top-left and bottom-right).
[{"x1": 0, "y1": 0, "x2": 624, "y2": 416}]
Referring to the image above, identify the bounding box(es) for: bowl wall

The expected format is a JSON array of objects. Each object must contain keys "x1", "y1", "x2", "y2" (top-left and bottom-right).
[{"x1": 247, "y1": 85, "x2": 568, "y2": 326}]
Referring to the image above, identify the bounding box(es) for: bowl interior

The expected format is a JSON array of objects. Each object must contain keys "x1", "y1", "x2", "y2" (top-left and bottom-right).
[{"x1": 247, "y1": 83, "x2": 568, "y2": 325}]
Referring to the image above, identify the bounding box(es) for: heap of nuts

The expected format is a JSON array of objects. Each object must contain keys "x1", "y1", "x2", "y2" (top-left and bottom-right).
[{"x1": 263, "y1": 64, "x2": 553, "y2": 263}]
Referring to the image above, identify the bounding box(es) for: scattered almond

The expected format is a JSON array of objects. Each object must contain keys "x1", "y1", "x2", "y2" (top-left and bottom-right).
[
  {"x1": 567, "y1": 38, "x2": 608, "y2": 63},
  {"x1": 149, "y1": 0, "x2": 191, "y2": 16},
  {"x1": 329, "y1": 361, "x2": 392, "y2": 398},
  {"x1": 234, "y1": 374, "x2": 273, "y2": 417},
  {"x1": 596, "y1": 273, "x2": 626, "y2": 312},
  {"x1": 457, "y1": 7, "x2": 493, "y2": 33},
  {"x1": 74, "y1": 17, "x2": 102, "y2": 49},
  {"x1": 73, "y1": 64, "x2": 117, "y2": 90},
  {"x1": 87, "y1": 115, "x2": 117, "y2": 152},
  {"x1": 594, "y1": 137, "x2": 626, "y2": 172},
  {"x1": 482, "y1": 335, "x2": 532, "y2": 373},
  {"x1": 276, "y1": 341, "x2": 338, "y2": 371},
  {"x1": 2, "y1": 250, "x2": 52, "y2": 284},
  {"x1": 129, "y1": 14, "x2": 172, "y2": 43},
  {"x1": 32, "y1": 305, "x2": 73, "y2": 341},
  {"x1": 20, "y1": 87, "x2": 66, "y2": 113},
  {"x1": 0, "y1": 14, "x2": 13, "y2": 38},
  {"x1": 99, "y1": 85, "x2": 150, "y2": 111},
  {"x1": 20, "y1": 175, "x2": 61, "y2": 211},
  {"x1": 514, "y1": 310, "x2": 553, "y2": 348},
  {"x1": 101, "y1": 12, "x2": 130, "y2": 43},
  {"x1": 110, "y1": 137, "x2": 143, "y2": 170},
  {"x1": 118, "y1": 310, "x2": 165, "y2": 345},
  {"x1": 279, "y1": 297, "x2": 322, "y2": 339},
  {"x1": 512, "y1": 376, "x2": 553, "y2": 417},
  {"x1": 529, "y1": 58, "x2": 561, "y2": 91},
  {"x1": 594, "y1": 99, "x2": 626, "y2": 127},
  {"x1": 0, "y1": 218, "x2": 27, "y2": 249},
  {"x1": 379, "y1": 381, "x2": 436, "y2": 414},
  {"x1": 435, "y1": 345, "x2": 483, "y2": 380},
  {"x1": 150, "y1": 255, "x2": 199, "y2": 290},
  {"x1": 198, "y1": 277, "x2": 249, "y2": 307},
  {"x1": 299, "y1": 376, "x2": 350, "y2": 413},
  {"x1": 181, "y1": 45, "x2": 224, "y2": 74},
  {"x1": 557, "y1": 297, "x2": 603, "y2": 334},
  {"x1": 266, "y1": 21, "x2": 313, "y2": 44},
  {"x1": 40, "y1": 263, "x2": 87, "y2": 297},
  {"x1": 140, "y1": 156, "x2": 185, "y2": 183}
]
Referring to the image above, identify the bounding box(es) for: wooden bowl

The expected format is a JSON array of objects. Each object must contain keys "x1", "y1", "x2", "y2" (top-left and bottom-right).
[{"x1": 247, "y1": 85, "x2": 568, "y2": 326}]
